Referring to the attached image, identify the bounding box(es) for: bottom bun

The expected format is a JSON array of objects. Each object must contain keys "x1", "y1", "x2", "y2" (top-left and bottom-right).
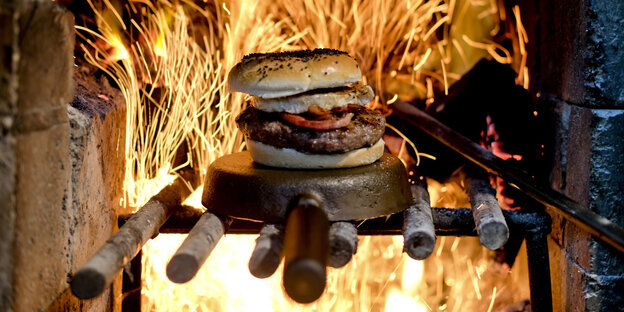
[{"x1": 246, "y1": 139, "x2": 385, "y2": 169}]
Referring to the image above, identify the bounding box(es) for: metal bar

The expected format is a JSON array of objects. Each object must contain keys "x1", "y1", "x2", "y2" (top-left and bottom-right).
[
  {"x1": 525, "y1": 226, "x2": 553, "y2": 312},
  {"x1": 282, "y1": 195, "x2": 329, "y2": 304},
  {"x1": 392, "y1": 99, "x2": 624, "y2": 253},
  {"x1": 127, "y1": 207, "x2": 551, "y2": 237},
  {"x1": 121, "y1": 250, "x2": 142, "y2": 312}
]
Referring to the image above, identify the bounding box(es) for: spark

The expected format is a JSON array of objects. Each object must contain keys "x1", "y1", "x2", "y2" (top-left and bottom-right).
[
  {"x1": 486, "y1": 287, "x2": 498, "y2": 312},
  {"x1": 78, "y1": 0, "x2": 530, "y2": 310}
]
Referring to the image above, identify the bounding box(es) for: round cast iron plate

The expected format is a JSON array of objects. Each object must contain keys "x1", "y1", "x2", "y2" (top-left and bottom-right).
[{"x1": 202, "y1": 152, "x2": 411, "y2": 222}]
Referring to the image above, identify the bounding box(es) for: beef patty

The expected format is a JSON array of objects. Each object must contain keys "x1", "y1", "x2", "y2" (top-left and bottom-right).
[{"x1": 236, "y1": 105, "x2": 385, "y2": 154}]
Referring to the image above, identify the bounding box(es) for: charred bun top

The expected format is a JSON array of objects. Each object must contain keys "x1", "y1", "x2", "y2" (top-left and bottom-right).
[{"x1": 227, "y1": 49, "x2": 362, "y2": 99}]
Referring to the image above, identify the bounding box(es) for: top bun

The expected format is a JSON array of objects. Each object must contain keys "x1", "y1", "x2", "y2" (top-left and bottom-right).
[{"x1": 227, "y1": 49, "x2": 361, "y2": 99}]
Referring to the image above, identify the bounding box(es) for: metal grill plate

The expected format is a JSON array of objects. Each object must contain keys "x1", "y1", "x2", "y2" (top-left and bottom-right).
[{"x1": 202, "y1": 152, "x2": 411, "y2": 222}]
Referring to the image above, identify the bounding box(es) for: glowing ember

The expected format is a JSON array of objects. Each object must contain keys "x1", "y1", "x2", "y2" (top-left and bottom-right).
[{"x1": 75, "y1": 0, "x2": 530, "y2": 309}]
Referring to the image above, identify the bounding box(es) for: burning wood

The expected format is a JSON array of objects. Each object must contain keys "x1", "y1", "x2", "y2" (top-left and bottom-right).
[
  {"x1": 248, "y1": 223, "x2": 285, "y2": 279},
  {"x1": 166, "y1": 212, "x2": 226, "y2": 284},
  {"x1": 402, "y1": 178, "x2": 436, "y2": 260},
  {"x1": 328, "y1": 222, "x2": 359, "y2": 268},
  {"x1": 465, "y1": 172, "x2": 510, "y2": 250},
  {"x1": 70, "y1": 175, "x2": 191, "y2": 299},
  {"x1": 393, "y1": 94, "x2": 624, "y2": 253}
]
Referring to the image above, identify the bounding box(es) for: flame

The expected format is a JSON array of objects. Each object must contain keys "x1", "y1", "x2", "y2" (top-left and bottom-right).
[
  {"x1": 107, "y1": 35, "x2": 130, "y2": 62},
  {"x1": 141, "y1": 234, "x2": 529, "y2": 311},
  {"x1": 76, "y1": 0, "x2": 531, "y2": 309}
]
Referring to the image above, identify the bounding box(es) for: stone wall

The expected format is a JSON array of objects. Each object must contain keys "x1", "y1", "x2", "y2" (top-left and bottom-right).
[
  {"x1": 522, "y1": 0, "x2": 624, "y2": 310},
  {"x1": 0, "y1": 1, "x2": 19, "y2": 310},
  {"x1": 0, "y1": 1, "x2": 125, "y2": 311}
]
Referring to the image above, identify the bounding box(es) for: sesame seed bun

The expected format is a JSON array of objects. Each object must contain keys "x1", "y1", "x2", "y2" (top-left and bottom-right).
[{"x1": 228, "y1": 49, "x2": 361, "y2": 99}]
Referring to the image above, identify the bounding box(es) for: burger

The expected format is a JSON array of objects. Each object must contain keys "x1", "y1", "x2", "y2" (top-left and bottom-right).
[{"x1": 229, "y1": 49, "x2": 385, "y2": 169}]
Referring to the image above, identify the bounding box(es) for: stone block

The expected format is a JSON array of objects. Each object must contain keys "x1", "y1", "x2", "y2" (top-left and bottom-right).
[
  {"x1": 538, "y1": 0, "x2": 624, "y2": 107},
  {"x1": 537, "y1": 0, "x2": 585, "y2": 105},
  {"x1": 566, "y1": 106, "x2": 624, "y2": 224},
  {"x1": 549, "y1": 234, "x2": 624, "y2": 312},
  {"x1": 548, "y1": 236, "x2": 586, "y2": 312},
  {"x1": 67, "y1": 66, "x2": 126, "y2": 273},
  {"x1": 559, "y1": 104, "x2": 624, "y2": 274},
  {"x1": 583, "y1": 273, "x2": 624, "y2": 312},
  {"x1": 0, "y1": 4, "x2": 18, "y2": 312},
  {"x1": 584, "y1": 0, "x2": 624, "y2": 107},
  {"x1": 42, "y1": 64, "x2": 126, "y2": 312},
  {"x1": 0, "y1": 136, "x2": 16, "y2": 312},
  {"x1": 13, "y1": 122, "x2": 71, "y2": 312},
  {"x1": 16, "y1": 0, "x2": 74, "y2": 117},
  {"x1": 548, "y1": 101, "x2": 624, "y2": 310},
  {"x1": 10, "y1": 1, "x2": 75, "y2": 311},
  {"x1": 0, "y1": 5, "x2": 18, "y2": 116}
]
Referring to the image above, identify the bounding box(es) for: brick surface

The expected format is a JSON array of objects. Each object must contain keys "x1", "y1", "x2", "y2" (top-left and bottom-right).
[
  {"x1": 537, "y1": 0, "x2": 624, "y2": 107},
  {"x1": 0, "y1": 4, "x2": 18, "y2": 115},
  {"x1": 11, "y1": 1, "x2": 74, "y2": 311},
  {"x1": 548, "y1": 236, "x2": 586, "y2": 312},
  {"x1": 584, "y1": 0, "x2": 624, "y2": 106},
  {"x1": 0, "y1": 3, "x2": 18, "y2": 311},
  {"x1": 42, "y1": 63, "x2": 126, "y2": 312},
  {"x1": 0, "y1": 136, "x2": 16, "y2": 312},
  {"x1": 4, "y1": 1, "x2": 126, "y2": 309},
  {"x1": 548, "y1": 100, "x2": 624, "y2": 310},
  {"x1": 549, "y1": 235, "x2": 624, "y2": 312},
  {"x1": 13, "y1": 124, "x2": 72, "y2": 312},
  {"x1": 537, "y1": 0, "x2": 585, "y2": 105},
  {"x1": 68, "y1": 67, "x2": 126, "y2": 273},
  {"x1": 566, "y1": 106, "x2": 624, "y2": 275}
]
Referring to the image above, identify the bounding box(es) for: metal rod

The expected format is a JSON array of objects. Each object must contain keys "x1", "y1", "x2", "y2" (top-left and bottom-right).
[
  {"x1": 71, "y1": 176, "x2": 191, "y2": 299},
  {"x1": 525, "y1": 227, "x2": 553, "y2": 312},
  {"x1": 328, "y1": 222, "x2": 358, "y2": 268},
  {"x1": 392, "y1": 99, "x2": 624, "y2": 253},
  {"x1": 143, "y1": 207, "x2": 550, "y2": 237},
  {"x1": 283, "y1": 195, "x2": 329, "y2": 304},
  {"x1": 403, "y1": 180, "x2": 436, "y2": 260},
  {"x1": 465, "y1": 174, "x2": 509, "y2": 250},
  {"x1": 166, "y1": 212, "x2": 225, "y2": 283},
  {"x1": 121, "y1": 250, "x2": 142, "y2": 311},
  {"x1": 248, "y1": 223, "x2": 285, "y2": 278}
]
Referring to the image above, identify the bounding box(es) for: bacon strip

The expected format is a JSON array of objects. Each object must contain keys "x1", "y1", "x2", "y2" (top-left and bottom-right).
[{"x1": 280, "y1": 112, "x2": 354, "y2": 130}]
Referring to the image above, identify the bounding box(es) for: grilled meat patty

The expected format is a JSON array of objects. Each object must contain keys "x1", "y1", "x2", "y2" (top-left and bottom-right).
[{"x1": 236, "y1": 105, "x2": 385, "y2": 154}]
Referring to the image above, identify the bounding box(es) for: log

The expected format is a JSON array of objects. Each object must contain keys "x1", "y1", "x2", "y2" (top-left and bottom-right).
[
  {"x1": 465, "y1": 174, "x2": 509, "y2": 250},
  {"x1": 71, "y1": 176, "x2": 190, "y2": 299},
  {"x1": 328, "y1": 222, "x2": 358, "y2": 268},
  {"x1": 402, "y1": 179, "x2": 436, "y2": 260},
  {"x1": 248, "y1": 223, "x2": 285, "y2": 278},
  {"x1": 166, "y1": 212, "x2": 225, "y2": 283},
  {"x1": 392, "y1": 97, "x2": 624, "y2": 253}
]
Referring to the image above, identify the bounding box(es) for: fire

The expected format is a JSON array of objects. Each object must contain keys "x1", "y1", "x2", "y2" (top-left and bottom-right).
[
  {"x1": 141, "y1": 234, "x2": 528, "y2": 311},
  {"x1": 75, "y1": 0, "x2": 530, "y2": 310}
]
